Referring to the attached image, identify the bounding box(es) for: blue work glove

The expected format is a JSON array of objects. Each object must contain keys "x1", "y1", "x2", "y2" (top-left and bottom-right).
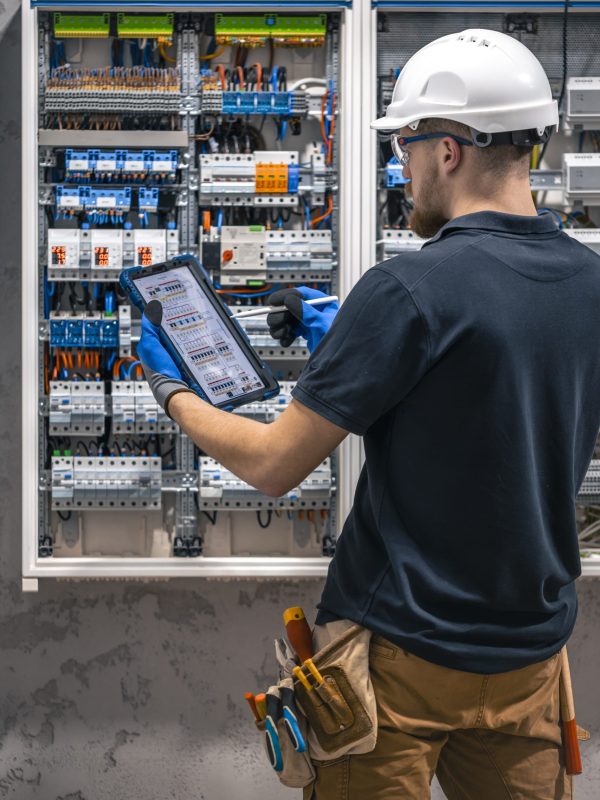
[
  {"x1": 266, "y1": 287, "x2": 339, "y2": 353},
  {"x1": 136, "y1": 300, "x2": 193, "y2": 416}
]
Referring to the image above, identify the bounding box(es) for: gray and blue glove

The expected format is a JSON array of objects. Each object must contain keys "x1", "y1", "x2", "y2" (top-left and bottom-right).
[
  {"x1": 136, "y1": 299, "x2": 193, "y2": 415},
  {"x1": 266, "y1": 286, "x2": 339, "y2": 353}
]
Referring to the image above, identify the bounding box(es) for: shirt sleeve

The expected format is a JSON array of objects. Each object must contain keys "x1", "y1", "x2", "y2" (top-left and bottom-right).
[{"x1": 292, "y1": 267, "x2": 430, "y2": 435}]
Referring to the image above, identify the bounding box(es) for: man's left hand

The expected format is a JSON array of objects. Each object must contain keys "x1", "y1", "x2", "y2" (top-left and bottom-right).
[{"x1": 137, "y1": 299, "x2": 193, "y2": 416}]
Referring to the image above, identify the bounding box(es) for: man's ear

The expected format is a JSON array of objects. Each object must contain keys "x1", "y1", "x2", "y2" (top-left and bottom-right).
[{"x1": 441, "y1": 137, "x2": 462, "y2": 175}]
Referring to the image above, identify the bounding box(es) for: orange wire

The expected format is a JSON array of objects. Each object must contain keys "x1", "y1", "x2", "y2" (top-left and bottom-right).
[
  {"x1": 216, "y1": 64, "x2": 227, "y2": 90},
  {"x1": 236, "y1": 66, "x2": 245, "y2": 90},
  {"x1": 310, "y1": 193, "x2": 333, "y2": 228},
  {"x1": 44, "y1": 347, "x2": 50, "y2": 395},
  {"x1": 95, "y1": 351, "x2": 100, "y2": 369},
  {"x1": 320, "y1": 91, "x2": 329, "y2": 151},
  {"x1": 254, "y1": 62, "x2": 262, "y2": 89},
  {"x1": 77, "y1": 351, "x2": 82, "y2": 369}
]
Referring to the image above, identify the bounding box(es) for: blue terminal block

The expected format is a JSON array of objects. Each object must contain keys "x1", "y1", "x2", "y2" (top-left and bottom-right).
[
  {"x1": 100, "y1": 316, "x2": 119, "y2": 347},
  {"x1": 65, "y1": 149, "x2": 94, "y2": 181},
  {"x1": 385, "y1": 156, "x2": 411, "y2": 188},
  {"x1": 55, "y1": 184, "x2": 86, "y2": 212},
  {"x1": 50, "y1": 314, "x2": 119, "y2": 348},
  {"x1": 86, "y1": 187, "x2": 132, "y2": 213},
  {"x1": 138, "y1": 186, "x2": 159, "y2": 213},
  {"x1": 287, "y1": 164, "x2": 300, "y2": 193},
  {"x1": 220, "y1": 90, "x2": 301, "y2": 117}
]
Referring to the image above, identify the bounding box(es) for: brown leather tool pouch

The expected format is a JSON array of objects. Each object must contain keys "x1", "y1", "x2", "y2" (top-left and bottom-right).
[{"x1": 294, "y1": 620, "x2": 377, "y2": 762}]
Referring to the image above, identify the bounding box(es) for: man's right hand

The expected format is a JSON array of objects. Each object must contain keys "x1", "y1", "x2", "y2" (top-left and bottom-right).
[{"x1": 266, "y1": 287, "x2": 339, "y2": 353}]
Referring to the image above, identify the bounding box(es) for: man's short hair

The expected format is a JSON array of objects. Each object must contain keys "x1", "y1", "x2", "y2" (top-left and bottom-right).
[{"x1": 417, "y1": 118, "x2": 532, "y2": 176}]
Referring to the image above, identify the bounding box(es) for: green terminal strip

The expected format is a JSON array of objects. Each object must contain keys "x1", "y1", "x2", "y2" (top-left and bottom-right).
[
  {"x1": 117, "y1": 14, "x2": 175, "y2": 40},
  {"x1": 53, "y1": 13, "x2": 110, "y2": 39},
  {"x1": 215, "y1": 14, "x2": 327, "y2": 42}
]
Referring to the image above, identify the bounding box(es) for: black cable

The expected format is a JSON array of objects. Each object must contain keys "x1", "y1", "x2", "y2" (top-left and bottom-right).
[
  {"x1": 557, "y1": 0, "x2": 570, "y2": 113},
  {"x1": 202, "y1": 510, "x2": 218, "y2": 524},
  {"x1": 257, "y1": 510, "x2": 272, "y2": 529},
  {"x1": 57, "y1": 510, "x2": 71, "y2": 521},
  {"x1": 75, "y1": 440, "x2": 90, "y2": 455},
  {"x1": 539, "y1": 1, "x2": 570, "y2": 167}
]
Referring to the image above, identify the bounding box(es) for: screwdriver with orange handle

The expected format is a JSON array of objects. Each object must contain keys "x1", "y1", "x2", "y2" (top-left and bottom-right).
[{"x1": 559, "y1": 648, "x2": 582, "y2": 775}]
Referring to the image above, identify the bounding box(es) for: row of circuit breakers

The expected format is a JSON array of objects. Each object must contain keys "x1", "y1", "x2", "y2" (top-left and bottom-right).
[
  {"x1": 50, "y1": 380, "x2": 331, "y2": 509},
  {"x1": 49, "y1": 226, "x2": 333, "y2": 284}
]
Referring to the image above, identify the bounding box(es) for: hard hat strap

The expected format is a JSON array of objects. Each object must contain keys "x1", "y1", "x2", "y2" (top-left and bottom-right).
[{"x1": 470, "y1": 126, "x2": 554, "y2": 148}]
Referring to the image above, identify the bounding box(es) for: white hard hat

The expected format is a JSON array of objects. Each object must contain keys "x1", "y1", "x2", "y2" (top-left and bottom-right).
[{"x1": 372, "y1": 29, "x2": 558, "y2": 145}]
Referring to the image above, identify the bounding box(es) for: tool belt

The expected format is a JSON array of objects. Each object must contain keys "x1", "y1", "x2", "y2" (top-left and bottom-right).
[{"x1": 256, "y1": 619, "x2": 377, "y2": 789}]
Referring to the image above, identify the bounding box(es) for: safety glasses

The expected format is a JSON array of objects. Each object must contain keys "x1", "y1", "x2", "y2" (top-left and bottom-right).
[{"x1": 390, "y1": 132, "x2": 473, "y2": 167}]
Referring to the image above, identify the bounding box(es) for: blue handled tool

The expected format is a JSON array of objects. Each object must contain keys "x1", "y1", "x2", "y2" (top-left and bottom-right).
[
  {"x1": 280, "y1": 687, "x2": 306, "y2": 753},
  {"x1": 265, "y1": 693, "x2": 284, "y2": 772}
]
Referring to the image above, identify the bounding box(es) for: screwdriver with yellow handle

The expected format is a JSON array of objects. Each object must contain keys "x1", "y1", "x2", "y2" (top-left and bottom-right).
[{"x1": 284, "y1": 606, "x2": 325, "y2": 690}]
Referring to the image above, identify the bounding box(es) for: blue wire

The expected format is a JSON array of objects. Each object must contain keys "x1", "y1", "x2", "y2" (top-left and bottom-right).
[{"x1": 126, "y1": 360, "x2": 141, "y2": 378}]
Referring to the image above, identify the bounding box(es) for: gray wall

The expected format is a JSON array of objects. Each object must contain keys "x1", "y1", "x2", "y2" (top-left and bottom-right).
[{"x1": 1, "y1": 8, "x2": 599, "y2": 799}]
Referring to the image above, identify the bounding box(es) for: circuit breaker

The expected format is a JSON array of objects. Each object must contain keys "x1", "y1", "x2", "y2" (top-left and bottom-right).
[{"x1": 23, "y1": 2, "x2": 359, "y2": 584}]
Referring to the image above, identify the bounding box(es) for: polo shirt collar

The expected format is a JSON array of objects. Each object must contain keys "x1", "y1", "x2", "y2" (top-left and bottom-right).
[{"x1": 425, "y1": 211, "x2": 558, "y2": 245}]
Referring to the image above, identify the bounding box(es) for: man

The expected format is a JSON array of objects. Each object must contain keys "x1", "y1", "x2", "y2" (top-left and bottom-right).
[{"x1": 138, "y1": 29, "x2": 600, "y2": 800}]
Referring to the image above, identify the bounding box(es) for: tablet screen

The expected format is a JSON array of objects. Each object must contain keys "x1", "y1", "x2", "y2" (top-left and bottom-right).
[{"x1": 133, "y1": 265, "x2": 265, "y2": 403}]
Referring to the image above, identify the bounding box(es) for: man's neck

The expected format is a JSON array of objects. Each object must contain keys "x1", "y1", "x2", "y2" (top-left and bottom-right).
[{"x1": 449, "y1": 179, "x2": 537, "y2": 220}]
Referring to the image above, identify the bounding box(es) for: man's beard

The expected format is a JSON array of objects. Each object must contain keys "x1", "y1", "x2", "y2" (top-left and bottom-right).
[{"x1": 406, "y1": 168, "x2": 449, "y2": 239}]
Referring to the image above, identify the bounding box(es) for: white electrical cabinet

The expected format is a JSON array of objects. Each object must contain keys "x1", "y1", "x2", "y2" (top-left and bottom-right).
[{"x1": 22, "y1": 1, "x2": 362, "y2": 585}]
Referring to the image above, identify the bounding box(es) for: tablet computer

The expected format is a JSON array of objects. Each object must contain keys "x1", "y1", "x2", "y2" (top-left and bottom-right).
[{"x1": 120, "y1": 254, "x2": 279, "y2": 410}]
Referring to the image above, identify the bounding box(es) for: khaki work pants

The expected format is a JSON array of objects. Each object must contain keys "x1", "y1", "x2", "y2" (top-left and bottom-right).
[{"x1": 304, "y1": 635, "x2": 571, "y2": 800}]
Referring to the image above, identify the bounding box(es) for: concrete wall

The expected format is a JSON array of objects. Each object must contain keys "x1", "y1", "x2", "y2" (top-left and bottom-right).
[{"x1": 1, "y1": 8, "x2": 599, "y2": 799}]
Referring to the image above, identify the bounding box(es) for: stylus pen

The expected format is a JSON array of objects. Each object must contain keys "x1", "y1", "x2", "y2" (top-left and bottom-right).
[{"x1": 232, "y1": 296, "x2": 339, "y2": 320}]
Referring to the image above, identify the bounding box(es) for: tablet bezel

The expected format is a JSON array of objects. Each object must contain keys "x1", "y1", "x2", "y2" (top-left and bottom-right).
[{"x1": 120, "y1": 254, "x2": 280, "y2": 410}]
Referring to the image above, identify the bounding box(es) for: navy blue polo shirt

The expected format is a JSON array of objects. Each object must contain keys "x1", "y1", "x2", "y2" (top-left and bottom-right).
[{"x1": 292, "y1": 211, "x2": 600, "y2": 674}]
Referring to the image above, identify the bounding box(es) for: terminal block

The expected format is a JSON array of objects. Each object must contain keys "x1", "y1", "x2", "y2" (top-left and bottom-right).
[
  {"x1": 380, "y1": 229, "x2": 426, "y2": 259},
  {"x1": 215, "y1": 14, "x2": 326, "y2": 47},
  {"x1": 564, "y1": 153, "x2": 600, "y2": 204},
  {"x1": 112, "y1": 381, "x2": 177, "y2": 434},
  {"x1": 566, "y1": 77, "x2": 600, "y2": 129},
  {"x1": 198, "y1": 457, "x2": 331, "y2": 507},
  {"x1": 117, "y1": 13, "x2": 174, "y2": 42},
  {"x1": 50, "y1": 311, "x2": 118, "y2": 348},
  {"x1": 53, "y1": 13, "x2": 110, "y2": 38},
  {"x1": 49, "y1": 381, "x2": 106, "y2": 435},
  {"x1": 55, "y1": 185, "x2": 85, "y2": 215},
  {"x1": 51, "y1": 455, "x2": 162, "y2": 510},
  {"x1": 45, "y1": 68, "x2": 181, "y2": 116},
  {"x1": 138, "y1": 187, "x2": 159, "y2": 213},
  {"x1": 55, "y1": 186, "x2": 132, "y2": 221},
  {"x1": 199, "y1": 151, "x2": 300, "y2": 206},
  {"x1": 200, "y1": 82, "x2": 308, "y2": 117},
  {"x1": 65, "y1": 151, "x2": 177, "y2": 184}
]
